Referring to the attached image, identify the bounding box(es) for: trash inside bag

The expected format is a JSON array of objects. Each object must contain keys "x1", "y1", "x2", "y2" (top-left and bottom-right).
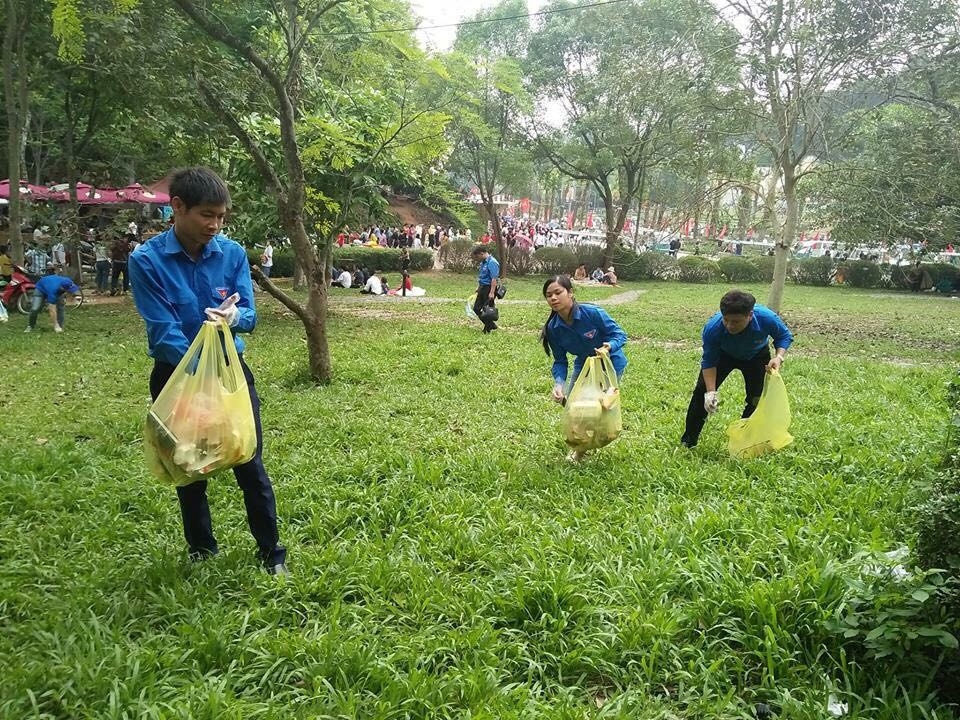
[
  {"x1": 726, "y1": 369, "x2": 793, "y2": 459},
  {"x1": 466, "y1": 294, "x2": 477, "y2": 319},
  {"x1": 562, "y1": 353, "x2": 622, "y2": 452},
  {"x1": 144, "y1": 319, "x2": 257, "y2": 486}
]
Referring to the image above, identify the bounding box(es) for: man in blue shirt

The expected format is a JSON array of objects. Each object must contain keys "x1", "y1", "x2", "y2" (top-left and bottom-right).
[
  {"x1": 681, "y1": 289, "x2": 793, "y2": 448},
  {"x1": 24, "y1": 265, "x2": 80, "y2": 333},
  {"x1": 129, "y1": 167, "x2": 287, "y2": 575},
  {"x1": 471, "y1": 245, "x2": 500, "y2": 334}
]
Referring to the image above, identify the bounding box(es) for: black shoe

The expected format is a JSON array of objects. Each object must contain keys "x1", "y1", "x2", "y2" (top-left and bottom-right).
[{"x1": 680, "y1": 436, "x2": 697, "y2": 449}]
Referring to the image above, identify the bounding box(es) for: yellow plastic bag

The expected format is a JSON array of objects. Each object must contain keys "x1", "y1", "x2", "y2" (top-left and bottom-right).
[
  {"x1": 562, "y1": 353, "x2": 622, "y2": 452},
  {"x1": 144, "y1": 319, "x2": 257, "y2": 486},
  {"x1": 726, "y1": 369, "x2": 793, "y2": 459}
]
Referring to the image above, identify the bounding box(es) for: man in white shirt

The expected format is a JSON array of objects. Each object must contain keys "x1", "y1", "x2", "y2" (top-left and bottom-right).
[
  {"x1": 51, "y1": 240, "x2": 66, "y2": 268},
  {"x1": 127, "y1": 220, "x2": 138, "y2": 237},
  {"x1": 260, "y1": 240, "x2": 274, "y2": 277},
  {"x1": 335, "y1": 269, "x2": 352, "y2": 288},
  {"x1": 361, "y1": 274, "x2": 383, "y2": 295}
]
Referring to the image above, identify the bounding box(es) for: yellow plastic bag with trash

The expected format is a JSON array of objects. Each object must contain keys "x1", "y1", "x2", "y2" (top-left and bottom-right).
[
  {"x1": 562, "y1": 352, "x2": 622, "y2": 452},
  {"x1": 143, "y1": 312, "x2": 257, "y2": 487},
  {"x1": 726, "y1": 369, "x2": 793, "y2": 459}
]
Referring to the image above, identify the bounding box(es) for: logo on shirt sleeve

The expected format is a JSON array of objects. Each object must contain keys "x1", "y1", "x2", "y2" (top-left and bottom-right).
[
  {"x1": 216, "y1": 287, "x2": 229, "y2": 299},
  {"x1": 584, "y1": 329, "x2": 597, "y2": 339}
]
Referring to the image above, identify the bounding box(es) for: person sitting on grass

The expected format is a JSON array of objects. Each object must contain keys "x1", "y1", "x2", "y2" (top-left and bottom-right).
[
  {"x1": 360, "y1": 273, "x2": 384, "y2": 295},
  {"x1": 590, "y1": 267, "x2": 604, "y2": 282},
  {"x1": 25, "y1": 264, "x2": 80, "y2": 334},
  {"x1": 602, "y1": 266, "x2": 618, "y2": 286},
  {"x1": 573, "y1": 263, "x2": 588, "y2": 281},
  {"x1": 333, "y1": 267, "x2": 352, "y2": 288},
  {"x1": 679, "y1": 289, "x2": 793, "y2": 449}
]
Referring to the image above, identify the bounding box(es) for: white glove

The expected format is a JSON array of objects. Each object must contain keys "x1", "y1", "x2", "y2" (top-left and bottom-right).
[
  {"x1": 704, "y1": 390, "x2": 719, "y2": 415},
  {"x1": 552, "y1": 383, "x2": 565, "y2": 403},
  {"x1": 205, "y1": 304, "x2": 239, "y2": 327}
]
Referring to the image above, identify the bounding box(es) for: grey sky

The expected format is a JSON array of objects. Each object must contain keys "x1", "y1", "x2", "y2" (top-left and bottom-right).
[{"x1": 409, "y1": 0, "x2": 544, "y2": 51}]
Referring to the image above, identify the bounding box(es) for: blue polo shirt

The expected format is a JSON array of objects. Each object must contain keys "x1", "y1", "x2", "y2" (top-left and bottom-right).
[
  {"x1": 701, "y1": 304, "x2": 793, "y2": 368},
  {"x1": 34, "y1": 274, "x2": 80, "y2": 303},
  {"x1": 546, "y1": 302, "x2": 628, "y2": 385},
  {"x1": 477, "y1": 255, "x2": 500, "y2": 286},
  {"x1": 128, "y1": 228, "x2": 256, "y2": 366}
]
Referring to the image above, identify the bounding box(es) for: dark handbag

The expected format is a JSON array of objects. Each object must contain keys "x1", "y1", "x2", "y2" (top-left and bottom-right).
[
  {"x1": 494, "y1": 281, "x2": 507, "y2": 299},
  {"x1": 479, "y1": 304, "x2": 499, "y2": 323}
]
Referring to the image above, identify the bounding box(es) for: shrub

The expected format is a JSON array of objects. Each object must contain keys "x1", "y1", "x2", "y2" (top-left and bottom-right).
[
  {"x1": 575, "y1": 246, "x2": 606, "y2": 274},
  {"x1": 718, "y1": 256, "x2": 761, "y2": 283},
  {"x1": 437, "y1": 239, "x2": 476, "y2": 274},
  {"x1": 890, "y1": 263, "x2": 960, "y2": 292},
  {"x1": 749, "y1": 255, "x2": 777, "y2": 282},
  {"x1": 624, "y1": 251, "x2": 679, "y2": 280},
  {"x1": 678, "y1": 256, "x2": 721, "y2": 283},
  {"x1": 504, "y1": 246, "x2": 536, "y2": 276},
  {"x1": 246, "y1": 248, "x2": 295, "y2": 277},
  {"x1": 790, "y1": 256, "x2": 834, "y2": 286},
  {"x1": 837, "y1": 260, "x2": 882, "y2": 288},
  {"x1": 334, "y1": 246, "x2": 434, "y2": 272},
  {"x1": 246, "y1": 247, "x2": 434, "y2": 277},
  {"x1": 534, "y1": 247, "x2": 579, "y2": 276}
]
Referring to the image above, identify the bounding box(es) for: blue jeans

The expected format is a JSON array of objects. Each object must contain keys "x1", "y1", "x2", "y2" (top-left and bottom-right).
[
  {"x1": 95, "y1": 261, "x2": 110, "y2": 292},
  {"x1": 149, "y1": 357, "x2": 286, "y2": 567},
  {"x1": 28, "y1": 291, "x2": 64, "y2": 329}
]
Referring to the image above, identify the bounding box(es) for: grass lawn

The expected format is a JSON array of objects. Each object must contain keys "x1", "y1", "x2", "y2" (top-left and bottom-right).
[{"x1": 1, "y1": 273, "x2": 958, "y2": 719}]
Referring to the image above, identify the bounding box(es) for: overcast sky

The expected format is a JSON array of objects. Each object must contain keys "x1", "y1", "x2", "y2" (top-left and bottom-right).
[{"x1": 408, "y1": 0, "x2": 544, "y2": 51}]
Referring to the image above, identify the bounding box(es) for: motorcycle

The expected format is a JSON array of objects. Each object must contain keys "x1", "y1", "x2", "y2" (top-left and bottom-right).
[{"x1": 1, "y1": 265, "x2": 38, "y2": 315}]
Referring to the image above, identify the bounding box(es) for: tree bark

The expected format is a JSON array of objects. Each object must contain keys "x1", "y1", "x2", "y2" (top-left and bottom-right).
[
  {"x1": 767, "y1": 167, "x2": 797, "y2": 313},
  {"x1": 4, "y1": 0, "x2": 24, "y2": 263}
]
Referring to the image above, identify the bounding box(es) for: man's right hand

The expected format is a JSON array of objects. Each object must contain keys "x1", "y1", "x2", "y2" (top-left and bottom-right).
[
  {"x1": 552, "y1": 383, "x2": 565, "y2": 403},
  {"x1": 704, "y1": 390, "x2": 719, "y2": 414}
]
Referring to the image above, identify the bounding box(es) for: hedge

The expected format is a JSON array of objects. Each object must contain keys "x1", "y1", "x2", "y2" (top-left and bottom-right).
[
  {"x1": 245, "y1": 247, "x2": 434, "y2": 277},
  {"x1": 718, "y1": 256, "x2": 762, "y2": 283},
  {"x1": 790, "y1": 257, "x2": 834, "y2": 286},
  {"x1": 837, "y1": 260, "x2": 882, "y2": 288},
  {"x1": 678, "y1": 256, "x2": 721, "y2": 283}
]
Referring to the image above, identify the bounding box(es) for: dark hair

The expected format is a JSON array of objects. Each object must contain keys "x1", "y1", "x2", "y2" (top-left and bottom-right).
[
  {"x1": 168, "y1": 167, "x2": 231, "y2": 210},
  {"x1": 540, "y1": 275, "x2": 575, "y2": 356},
  {"x1": 471, "y1": 245, "x2": 487, "y2": 256},
  {"x1": 720, "y1": 289, "x2": 756, "y2": 316}
]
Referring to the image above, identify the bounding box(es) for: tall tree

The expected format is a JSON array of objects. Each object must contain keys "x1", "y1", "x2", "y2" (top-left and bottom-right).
[
  {"x1": 728, "y1": 0, "x2": 955, "y2": 311},
  {"x1": 526, "y1": 0, "x2": 738, "y2": 267},
  {"x1": 446, "y1": 0, "x2": 532, "y2": 267},
  {"x1": 3, "y1": 0, "x2": 33, "y2": 262}
]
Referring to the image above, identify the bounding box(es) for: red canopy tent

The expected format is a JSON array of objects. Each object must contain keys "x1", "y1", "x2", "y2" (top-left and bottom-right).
[{"x1": 0, "y1": 179, "x2": 50, "y2": 200}]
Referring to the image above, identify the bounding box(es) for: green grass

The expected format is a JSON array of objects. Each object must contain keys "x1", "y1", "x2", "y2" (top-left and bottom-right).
[{"x1": 2, "y1": 273, "x2": 958, "y2": 719}]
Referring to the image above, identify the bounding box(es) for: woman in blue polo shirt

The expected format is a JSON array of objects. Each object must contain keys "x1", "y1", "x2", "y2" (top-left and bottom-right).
[{"x1": 541, "y1": 274, "x2": 628, "y2": 403}]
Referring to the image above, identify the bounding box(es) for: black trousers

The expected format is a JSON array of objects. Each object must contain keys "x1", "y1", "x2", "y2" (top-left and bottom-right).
[
  {"x1": 150, "y1": 357, "x2": 286, "y2": 567},
  {"x1": 473, "y1": 284, "x2": 497, "y2": 331},
  {"x1": 682, "y1": 346, "x2": 770, "y2": 445},
  {"x1": 111, "y1": 261, "x2": 128, "y2": 293}
]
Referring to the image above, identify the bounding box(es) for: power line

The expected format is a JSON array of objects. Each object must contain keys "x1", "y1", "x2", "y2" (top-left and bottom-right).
[{"x1": 315, "y1": 0, "x2": 631, "y2": 37}]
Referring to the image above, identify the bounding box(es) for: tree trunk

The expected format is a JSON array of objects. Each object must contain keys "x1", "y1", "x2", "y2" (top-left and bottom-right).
[
  {"x1": 488, "y1": 200, "x2": 507, "y2": 278},
  {"x1": 305, "y1": 270, "x2": 331, "y2": 381},
  {"x1": 4, "y1": 0, "x2": 24, "y2": 263},
  {"x1": 767, "y1": 168, "x2": 797, "y2": 313},
  {"x1": 62, "y1": 93, "x2": 82, "y2": 282}
]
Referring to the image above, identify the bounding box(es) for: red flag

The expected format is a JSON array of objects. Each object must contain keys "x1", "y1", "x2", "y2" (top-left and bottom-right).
[
  {"x1": 718, "y1": 225, "x2": 727, "y2": 239},
  {"x1": 800, "y1": 231, "x2": 806, "y2": 242},
  {"x1": 586, "y1": 212, "x2": 594, "y2": 228},
  {"x1": 747, "y1": 227, "x2": 755, "y2": 239},
  {"x1": 519, "y1": 197, "x2": 531, "y2": 214},
  {"x1": 566, "y1": 213, "x2": 574, "y2": 229},
  {"x1": 812, "y1": 231, "x2": 820, "y2": 241}
]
